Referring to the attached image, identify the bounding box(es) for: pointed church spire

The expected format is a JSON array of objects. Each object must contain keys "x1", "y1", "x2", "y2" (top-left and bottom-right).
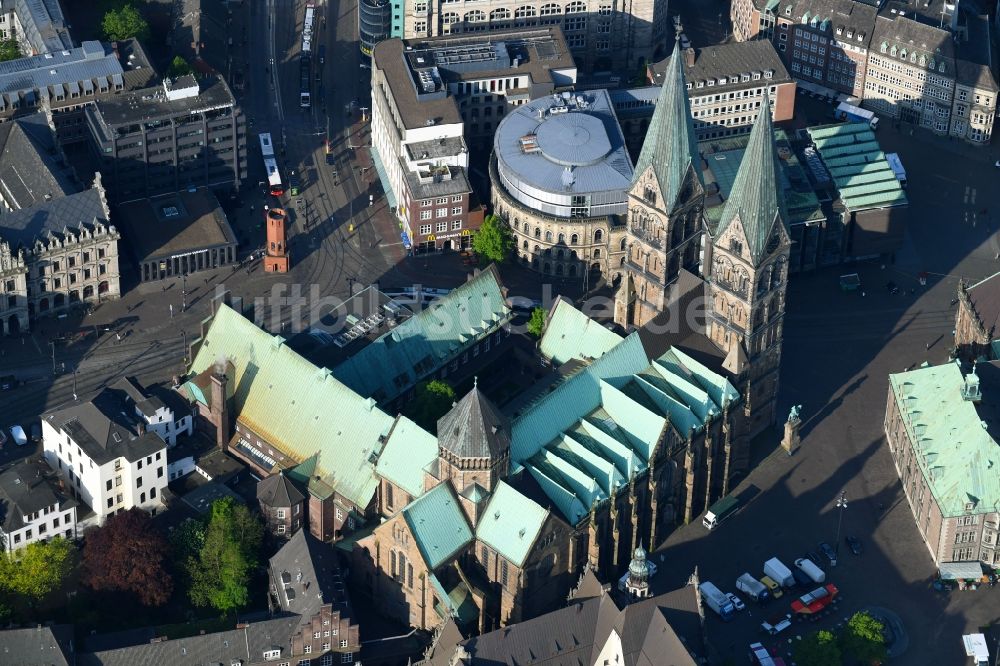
[
  {"x1": 631, "y1": 29, "x2": 702, "y2": 211},
  {"x1": 714, "y1": 105, "x2": 788, "y2": 266}
]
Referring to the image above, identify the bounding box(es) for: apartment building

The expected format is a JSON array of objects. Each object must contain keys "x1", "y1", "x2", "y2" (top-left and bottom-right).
[
  {"x1": 42, "y1": 386, "x2": 169, "y2": 525},
  {"x1": 86, "y1": 74, "x2": 247, "y2": 203},
  {"x1": 885, "y1": 362, "x2": 1000, "y2": 569},
  {"x1": 108, "y1": 376, "x2": 193, "y2": 447},
  {"x1": 647, "y1": 39, "x2": 796, "y2": 140},
  {"x1": 0, "y1": 178, "x2": 121, "y2": 332},
  {"x1": 731, "y1": 0, "x2": 998, "y2": 144},
  {"x1": 0, "y1": 459, "x2": 78, "y2": 552},
  {"x1": 363, "y1": 0, "x2": 669, "y2": 73},
  {"x1": 371, "y1": 29, "x2": 575, "y2": 251}
]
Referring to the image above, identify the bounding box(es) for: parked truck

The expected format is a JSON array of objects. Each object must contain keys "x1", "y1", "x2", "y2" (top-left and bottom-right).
[
  {"x1": 702, "y1": 496, "x2": 740, "y2": 530},
  {"x1": 836, "y1": 101, "x2": 879, "y2": 129},
  {"x1": 737, "y1": 573, "x2": 771, "y2": 603},
  {"x1": 795, "y1": 557, "x2": 826, "y2": 584},
  {"x1": 699, "y1": 581, "x2": 736, "y2": 621},
  {"x1": 885, "y1": 152, "x2": 907, "y2": 187},
  {"x1": 763, "y1": 558, "x2": 795, "y2": 588}
]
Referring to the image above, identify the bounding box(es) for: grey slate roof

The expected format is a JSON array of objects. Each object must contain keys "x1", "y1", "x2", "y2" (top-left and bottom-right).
[
  {"x1": 452, "y1": 586, "x2": 700, "y2": 666},
  {"x1": 760, "y1": 0, "x2": 876, "y2": 45},
  {"x1": 257, "y1": 471, "x2": 305, "y2": 507},
  {"x1": 43, "y1": 388, "x2": 166, "y2": 466},
  {"x1": 0, "y1": 115, "x2": 77, "y2": 210},
  {"x1": 78, "y1": 617, "x2": 300, "y2": 666},
  {"x1": 0, "y1": 624, "x2": 74, "y2": 666},
  {"x1": 712, "y1": 101, "x2": 788, "y2": 265},
  {"x1": 268, "y1": 530, "x2": 351, "y2": 625},
  {"x1": 871, "y1": 14, "x2": 955, "y2": 62},
  {"x1": 0, "y1": 186, "x2": 108, "y2": 251},
  {"x1": 633, "y1": 38, "x2": 702, "y2": 211},
  {"x1": 0, "y1": 459, "x2": 68, "y2": 532},
  {"x1": 0, "y1": 41, "x2": 123, "y2": 98},
  {"x1": 436, "y1": 385, "x2": 510, "y2": 460},
  {"x1": 650, "y1": 40, "x2": 791, "y2": 92}
]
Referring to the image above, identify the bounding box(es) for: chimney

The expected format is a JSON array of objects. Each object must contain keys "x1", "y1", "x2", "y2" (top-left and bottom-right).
[
  {"x1": 137, "y1": 422, "x2": 146, "y2": 435},
  {"x1": 684, "y1": 47, "x2": 696, "y2": 68},
  {"x1": 211, "y1": 371, "x2": 231, "y2": 449}
]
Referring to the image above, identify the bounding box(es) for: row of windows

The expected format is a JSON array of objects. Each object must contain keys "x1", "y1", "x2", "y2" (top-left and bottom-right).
[
  {"x1": 418, "y1": 206, "x2": 464, "y2": 220},
  {"x1": 418, "y1": 220, "x2": 464, "y2": 234},
  {"x1": 419, "y1": 195, "x2": 463, "y2": 207},
  {"x1": 517, "y1": 224, "x2": 604, "y2": 244}
]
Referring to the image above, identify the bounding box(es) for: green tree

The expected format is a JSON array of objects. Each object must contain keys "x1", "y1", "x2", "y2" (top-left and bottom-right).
[
  {"x1": 0, "y1": 38, "x2": 20, "y2": 63},
  {"x1": 187, "y1": 498, "x2": 263, "y2": 614},
  {"x1": 167, "y1": 55, "x2": 193, "y2": 78},
  {"x1": 406, "y1": 379, "x2": 456, "y2": 432},
  {"x1": 841, "y1": 611, "x2": 887, "y2": 664},
  {"x1": 794, "y1": 629, "x2": 842, "y2": 666},
  {"x1": 102, "y1": 4, "x2": 150, "y2": 42},
  {"x1": 527, "y1": 307, "x2": 547, "y2": 337},
  {"x1": 0, "y1": 538, "x2": 74, "y2": 601},
  {"x1": 471, "y1": 214, "x2": 514, "y2": 264}
]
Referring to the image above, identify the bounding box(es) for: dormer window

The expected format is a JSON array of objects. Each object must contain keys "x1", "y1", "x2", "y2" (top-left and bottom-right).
[
  {"x1": 856, "y1": 32, "x2": 863, "y2": 42},
  {"x1": 752, "y1": 72, "x2": 761, "y2": 80},
  {"x1": 847, "y1": 29, "x2": 853, "y2": 38},
  {"x1": 707, "y1": 79, "x2": 714, "y2": 87},
  {"x1": 696, "y1": 81, "x2": 704, "y2": 88},
  {"x1": 836, "y1": 27, "x2": 842, "y2": 35},
  {"x1": 880, "y1": 41, "x2": 888, "y2": 53},
  {"x1": 939, "y1": 62, "x2": 946, "y2": 73},
  {"x1": 910, "y1": 52, "x2": 917, "y2": 63},
  {"x1": 764, "y1": 70, "x2": 773, "y2": 79},
  {"x1": 686, "y1": 82, "x2": 692, "y2": 89},
  {"x1": 900, "y1": 49, "x2": 907, "y2": 59}
]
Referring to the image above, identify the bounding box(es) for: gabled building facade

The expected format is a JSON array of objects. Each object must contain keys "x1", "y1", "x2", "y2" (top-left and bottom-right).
[{"x1": 0, "y1": 459, "x2": 78, "y2": 552}]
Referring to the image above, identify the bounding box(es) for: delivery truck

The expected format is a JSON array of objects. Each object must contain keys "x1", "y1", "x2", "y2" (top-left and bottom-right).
[
  {"x1": 737, "y1": 573, "x2": 771, "y2": 603},
  {"x1": 699, "y1": 581, "x2": 736, "y2": 621},
  {"x1": 795, "y1": 557, "x2": 826, "y2": 584},
  {"x1": 702, "y1": 495, "x2": 739, "y2": 530},
  {"x1": 836, "y1": 101, "x2": 879, "y2": 129},
  {"x1": 763, "y1": 557, "x2": 795, "y2": 588},
  {"x1": 885, "y1": 152, "x2": 907, "y2": 187}
]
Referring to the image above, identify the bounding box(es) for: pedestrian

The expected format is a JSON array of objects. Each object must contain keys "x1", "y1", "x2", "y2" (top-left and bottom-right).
[{"x1": 926, "y1": 342, "x2": 930, "y2": 350}]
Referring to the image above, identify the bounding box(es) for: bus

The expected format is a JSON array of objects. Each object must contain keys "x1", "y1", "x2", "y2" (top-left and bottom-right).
[{"x1": 259, "y1": 132, "x2": 284, "y2": 196}]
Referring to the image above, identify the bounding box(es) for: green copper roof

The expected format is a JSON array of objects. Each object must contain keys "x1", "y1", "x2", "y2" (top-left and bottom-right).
[
  {"x1": 375, "y1": 416, "x2": 438, "y2": 498},
  {"x1": 186, "y1": 304, "x2": 394, "y2": 506},
  {"x1": 512, "y1": 334, "x2": 739, "y2": 524},
  {"x1": 714, "y1": 104, "x2": 788, "y2": 266},
  {"x1": 476, "y1": 481, "x2": 549, "y2": 568},
  {"x1": 333, "y1": 266, "x2": 511, "y2": 403},
  {"x1": 806, "y1": 123, "x2": 908, "y2": 213},
  {"x1": 539, "y1": 298, "x2": 623, "y2": 366},
  {"x1": 632, "y1": 40, "x2": 702, "y2": 211},
  {"x1": 888, "y1": 362, "x2": 1000, "y2": 517},
  {"x1": 402, "y1": 482, "x2": 473, "y2": 570}
]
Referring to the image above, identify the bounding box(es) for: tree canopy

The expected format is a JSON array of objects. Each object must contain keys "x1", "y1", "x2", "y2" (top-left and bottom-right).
[
  {"x1": 406, "y1": 379, "x2": 456, "y2": 432},
  {"x1": 0, "y1": 538, "x2": 74, "y2": 601},
  {"x1": 102, "y1": 4, "x2": 150, "y2": 42},
  {"x1": 527, "y1": 307, "x2": 547, "y2": 337},
  {"x1": 0, "y1": 38, "x2": 20, "y2": 63},
  {"x1": 794, "y1": 629, "x2": 842, "y2": 666},
  {"x1": 167, "y1": 56, "x2": 193, "y2": 78},
  {"x1": 82, "y1": 509, "x2": 173, "y2": 606},
  {"x1": 471, "y1": 214, "x2": 514, "y2": 264},
  {"x1": 186, "y1": 498, "x2": 263, "y2": 614},
  {"x1": 841, "y1": 611, "x2": 888, "y2": 664}
]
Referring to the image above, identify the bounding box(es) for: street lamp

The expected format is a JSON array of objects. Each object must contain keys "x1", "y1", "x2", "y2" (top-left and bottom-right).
[{"x1": 834, "y1": 490, "x2": 848, "y2": 560}]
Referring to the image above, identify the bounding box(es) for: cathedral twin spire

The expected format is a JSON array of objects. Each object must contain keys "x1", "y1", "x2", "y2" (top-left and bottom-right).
[{"x1": 631, "y1": 34, "x2": 703, "y2": 212}]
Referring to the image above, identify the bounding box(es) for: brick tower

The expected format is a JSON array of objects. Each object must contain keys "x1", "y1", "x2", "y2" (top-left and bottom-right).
[{"x1": 265, "y1": 207, "x2": 290, "y2": 273}]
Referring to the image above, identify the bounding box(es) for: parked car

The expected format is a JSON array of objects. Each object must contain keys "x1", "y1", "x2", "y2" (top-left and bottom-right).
[
  {"x1": 819, "y1": 541, "x2": 838, "y2": 567},
  {"x1": 846, "y1": 535, "x2": 863, "y2": 555},
  {"x1": 761, "y1": 614, "x2": 793, "y2": 636},
  {"x1": 727, "y1": 592, "x2": 746, "y2": 612},
  {"x1": 29, "y1": 423, "x2": 41, "y2": 443},
  {"x1": 9, "y1": 425, "x2": 27, "y2": 447},
  {"x1": 0, "y1": 375, "x2": 16, "y2": 390},
  {"x1": 759, "y1": 575, "x2": 783, "y2": 599}
]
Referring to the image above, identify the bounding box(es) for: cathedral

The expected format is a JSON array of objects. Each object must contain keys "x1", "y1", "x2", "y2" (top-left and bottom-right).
[{"x1": 614, "y1": 34, "x2": 791, "y2": 439}]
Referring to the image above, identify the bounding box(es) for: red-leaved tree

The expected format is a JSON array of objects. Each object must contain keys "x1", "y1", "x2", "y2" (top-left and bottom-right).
[{"x1": 82, "y1": 508, "x2": 173, "y2": 606}]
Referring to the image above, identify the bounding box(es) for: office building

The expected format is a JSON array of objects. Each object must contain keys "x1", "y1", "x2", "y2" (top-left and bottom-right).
[
  {"x1": 86, "y1": 74, "x2": 247, "y2": 203},
  {"x1": 0, "y1": 177, "x2": 121, "y2": 333},
  {"x1": 885, "y1": 361, "x2": 1000, "y2": 569},
  {"x1": 490, "y1": 88, "x2": 632, "y2": 281},
  {"x1": 372, "y1": 30, "x2": 576, "y2": 252}
]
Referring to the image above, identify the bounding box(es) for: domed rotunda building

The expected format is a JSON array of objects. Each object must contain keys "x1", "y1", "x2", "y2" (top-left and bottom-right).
[{"x1": 490, "y1": 89, "x2": 633, "y2": 282}]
